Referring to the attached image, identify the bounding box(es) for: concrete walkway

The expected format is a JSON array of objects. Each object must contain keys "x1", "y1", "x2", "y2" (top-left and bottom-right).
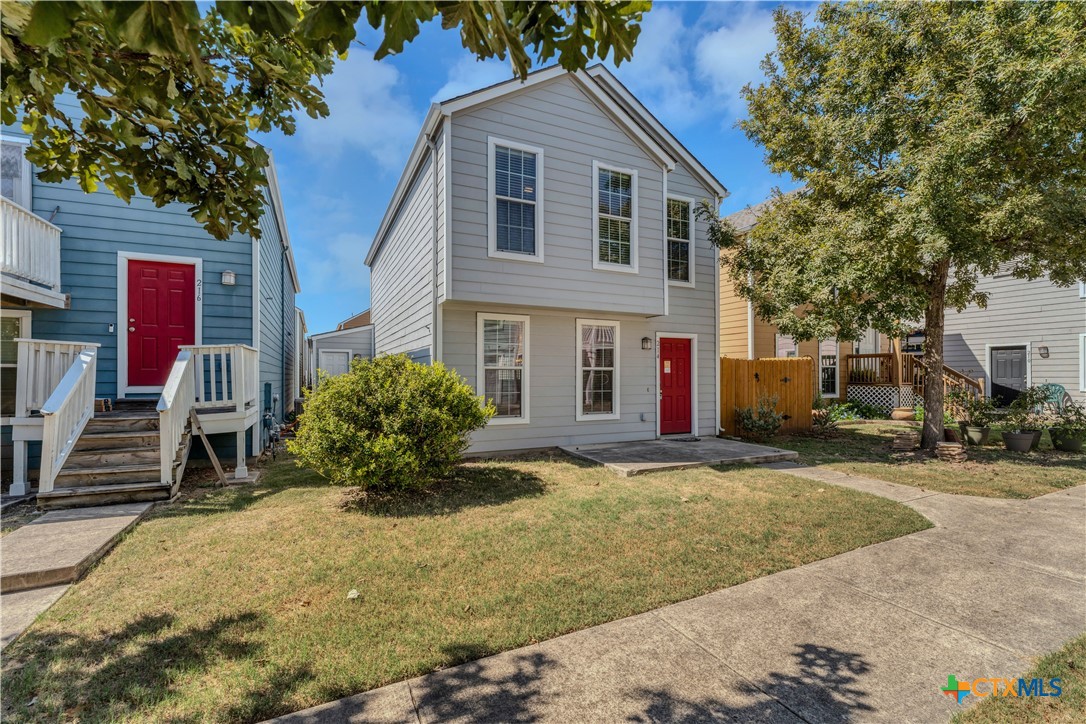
[
  {"x1": 269, "y1": 464, "x2": 1085, "y2": 724},
  {"x1": 1, "y1": 502, "x2": 152, "y2": 648},
  {"x1": 560, "y1": 436, "x2": 798, "y2": 476}
]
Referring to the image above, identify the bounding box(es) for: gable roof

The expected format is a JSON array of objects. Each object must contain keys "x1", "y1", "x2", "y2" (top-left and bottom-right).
[
  {"x1": 263, "y1": 151, "x2": 301, "y2": 293},
  {"x1": 337, "y1": 309, "x2": 370, "y2": 330},
  {"x1": 365, "y1": 65, "x2": 728, "y2": 268}
]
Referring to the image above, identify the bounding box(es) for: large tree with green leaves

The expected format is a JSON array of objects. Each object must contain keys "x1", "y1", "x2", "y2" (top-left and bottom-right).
[
  {"x1": 1, "y1": 0, "x2": 648, "y2": 239},
  {"x1": 704, "y1": 1, "x2": 1086, "y2": 448}
]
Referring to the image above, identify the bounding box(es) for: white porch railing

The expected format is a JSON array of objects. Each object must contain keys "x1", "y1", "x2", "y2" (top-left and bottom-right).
[
  {"x1": 1, "y1": 196, "x2": 63, "y2": 295},
  {"x1": 38, "y1": 347, "x2": 98, "y2": 493},
  {"x1": 14, "y1": 339, "x2": 100, "y2": 418},
  {"x1": 183, "y1": 344, "x2": 260, "y2": 414},
  {"x1": 157, "y1": 350, "x2": 196, "y2": 488}
]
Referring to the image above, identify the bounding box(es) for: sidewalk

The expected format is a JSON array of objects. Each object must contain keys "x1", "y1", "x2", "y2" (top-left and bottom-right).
[
  {"x1": 269, "y1": 464, "x2": 1085, "y2": 723},
  {"x1": 1, "y1": 502, "x2": 152, "y2": 648}
]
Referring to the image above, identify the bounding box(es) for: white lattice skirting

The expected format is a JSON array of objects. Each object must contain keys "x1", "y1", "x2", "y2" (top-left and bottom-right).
[{"x1": 847, "y1": 385, "x2": 916, "y2": 413}]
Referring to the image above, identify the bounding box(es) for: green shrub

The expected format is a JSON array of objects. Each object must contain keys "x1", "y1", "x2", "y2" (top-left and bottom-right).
[
  {"x1": 288, "y1": 354, "x2": 494, "y2": 491},
  {"x1": 735, "y1": 395, "x2": 783, "y2": 441}
]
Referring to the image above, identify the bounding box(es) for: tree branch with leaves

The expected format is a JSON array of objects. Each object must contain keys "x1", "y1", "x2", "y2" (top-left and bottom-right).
[{"x1": 1, "y1": 0, "x2": 649, "y2": 239}]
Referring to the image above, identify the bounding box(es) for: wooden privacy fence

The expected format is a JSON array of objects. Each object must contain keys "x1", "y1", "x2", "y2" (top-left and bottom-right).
[{"x1": 720, "y1": 356, "x2": 814, "y2": 435}]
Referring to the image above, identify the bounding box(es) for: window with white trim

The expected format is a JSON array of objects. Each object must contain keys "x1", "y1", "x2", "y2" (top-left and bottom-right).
[
  {"x1": 775, "y1": 333, "x2": 798, "y2": 358},
  {"x1": 1, "y1": 140, "x2": 32, "y2": 209},
  {"x1": 593, "y1": 162, "x2": 637, "y2": 269},
  {"x1": 488, "y1": 139, "x2": 542, "y2": 260},
  {"x1": 478, "y1": 314, "x2": 528, "y2": 422},
  {"x1": 0, "y1": 311, "x2": 30, "y2": 418},
  {"x1": 577, "y1": 319, "x2": 620, "y2": 420},
  {"x1": 819, "y1": 338, "x2": 839, "y2": 397},
  {"x1": 667, "y1": 197, "x2": 693, "y2": 284}
]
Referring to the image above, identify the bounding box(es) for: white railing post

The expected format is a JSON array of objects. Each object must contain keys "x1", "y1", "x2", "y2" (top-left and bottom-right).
[
  {"x1": 158, "y1": 350, "x2": 196, "y2": 489},
  {"x1": 38, "y1": 348, "x2": 98, "y2": 493}
]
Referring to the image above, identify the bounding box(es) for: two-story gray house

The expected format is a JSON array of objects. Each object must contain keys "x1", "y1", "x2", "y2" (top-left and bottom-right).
[
  {"x1": 366, "y1": 66, "x2": 727, "y2": 454},
  {"x1": 943, "y1": 273, "x2": 1086, "y2": 405}
]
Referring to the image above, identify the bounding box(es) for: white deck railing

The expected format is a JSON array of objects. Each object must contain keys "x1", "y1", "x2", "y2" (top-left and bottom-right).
[
  {"x1": 157, "y1": 350, "x2": 196, "y2": 487},
  {"x1": 38, "y1": 347, "x2": 98, "y2": 493},
  {"x1": 2, "y1": 196, "x2": 62, "y2": 292},
  {"x1": 14, "y1": 339, "x2": 101, "y2": 419},
  {"x1": 182, "y1": 344, "x2": 260, "y2": 414}
]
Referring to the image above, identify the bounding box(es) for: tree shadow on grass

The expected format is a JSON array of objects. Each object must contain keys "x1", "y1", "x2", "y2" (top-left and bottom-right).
[
  {"x1": 629, "y1": 643, "x2": 874, "y2": 723},
  {"x1": 343, "y1": 464, "x2": 548, "y2": 519},
  {"x1": 2, "y1": 611, "x2": 313, "y2": 723}
]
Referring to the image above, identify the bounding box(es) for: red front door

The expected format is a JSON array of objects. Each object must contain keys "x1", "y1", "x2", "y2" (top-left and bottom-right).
[
  {"x1": 659, "y1": 337, "x2": 692, "y2": 435},
  {"x1": 127, "y1": 260, "x2": 196, "y2": 387}
]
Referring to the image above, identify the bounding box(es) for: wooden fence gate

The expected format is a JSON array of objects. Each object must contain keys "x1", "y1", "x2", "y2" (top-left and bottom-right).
[{"x1": 720, "y1": 357, "x2": 814, "y2": 435}]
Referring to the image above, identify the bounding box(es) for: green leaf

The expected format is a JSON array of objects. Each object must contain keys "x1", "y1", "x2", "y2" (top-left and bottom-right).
[{"x1": 21, "y1": 1, "x2": 82, "y2": 46}]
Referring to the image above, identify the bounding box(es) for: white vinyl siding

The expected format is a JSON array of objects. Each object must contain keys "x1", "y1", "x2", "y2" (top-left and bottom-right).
[
  {"x1": 1080, "y1": 333, "x2": 1085, "y2": 392},
  {"x1": 477, "y1": 313, "x2": 529, "y2": 423},
  {"x1": 666, "y1": 196, "x2": 694, "y2": 286},
  {"x1": 576, "y1": 319, "x2": 620, "y2": 421},
  {"x1": 593, "y1": 162, "x2": 638, "y2": 272},
  {"x1": 487, "y1": 137, "x2": 543, "y2": 262}
]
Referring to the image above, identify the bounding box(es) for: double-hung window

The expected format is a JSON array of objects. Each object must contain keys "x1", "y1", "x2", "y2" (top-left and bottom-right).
[
  {"x1": 593, "y1": 162, "x2": 637, "y2": 272},
  {"x1": 1, "y1": 139, "x2": 32, "y2": 209},
  {"x1": 576, "y1": 319, "x2": 620, "y2": 420},
  {"x1": 819, "y1": 338, "x2": 839, "y2": 398},
  {"x1": 667, "y1": 196, "x2": 693, "y2": 285},
  {"x1": 478, "y1": 313, "x2": 529, "y2": 423},
  {"x1": 488, "y1": 138, "x2": 543, "y2": 261}
]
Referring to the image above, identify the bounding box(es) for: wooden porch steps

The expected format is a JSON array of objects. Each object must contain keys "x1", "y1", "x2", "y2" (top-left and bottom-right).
[{"x1": 37, "y1": 400, "x2": 174, "y2": 510}]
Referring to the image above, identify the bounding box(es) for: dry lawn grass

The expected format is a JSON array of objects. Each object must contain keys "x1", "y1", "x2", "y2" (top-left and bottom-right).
[{"x1": 1, "y1": 453, "x2": 929, "y2": 722}]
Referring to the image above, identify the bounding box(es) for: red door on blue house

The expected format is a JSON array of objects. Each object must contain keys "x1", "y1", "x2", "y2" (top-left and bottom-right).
[
  {"x1": 127, "y1": 260, "x2": 196, "y2": 387},
  {"x1": 659, "y1": 337, "x2": 692, "y2": 435}
]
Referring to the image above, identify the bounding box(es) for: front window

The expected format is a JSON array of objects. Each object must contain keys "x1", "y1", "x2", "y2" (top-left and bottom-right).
[
  {"x1": 775, "y1": 334, "x2": 798, "y2": 358},
  {"x1": 667, "y1": 197, "x2": 692, "y2": 283},
  {"x1": 594, "y1": 163, "x2": 637, "y2": 269},
  {"x1": 478, "y1": 314, "x2": 528, "y2": 422},
  {"x1": 577, "y1": 319, "x2": 620, "y2": 420},
  {"x1": 1, "y1": 140, "x2": 32, "y2": 209},
  {"x1": 489, "y1": 139, "x2": 542, "y2": 260},
  {"x1": 0, "y1": 312, "x2": 30, "y2": 417},
  {"x1": 819, "y1": 338, "x2": 839, "y2": 397}
]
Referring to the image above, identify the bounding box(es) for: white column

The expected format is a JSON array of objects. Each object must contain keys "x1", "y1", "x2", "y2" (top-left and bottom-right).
[
  {"x1": 10, "y1": 440, "x2": 29, "y2": 495},
  {"x1": 235, "y1": 428, "x2": 248, "y2": 479}
]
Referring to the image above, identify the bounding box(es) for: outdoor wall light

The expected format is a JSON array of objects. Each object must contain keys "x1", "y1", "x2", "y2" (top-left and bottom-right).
[
  {"x1": 642, "y1": 337, "x2": 653, "y2": 350},
  {"x1": 221, "y1": 270, "x2": 237, "y2": 286},
  {"x1": 1038, "y1": 346, "x2": 1050, "y2": 358}
]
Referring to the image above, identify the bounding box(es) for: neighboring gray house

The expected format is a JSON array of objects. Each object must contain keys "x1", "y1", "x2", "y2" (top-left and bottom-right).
[
  {"x1": 309, "y1": 314, "x2": 375, "y2": 381},
  {"x1": 944, "y1": 273, "x2": 1086, "y2": 405},
  {"x1": 365, "y1": 65, "x2": 727, "y2": 453}
]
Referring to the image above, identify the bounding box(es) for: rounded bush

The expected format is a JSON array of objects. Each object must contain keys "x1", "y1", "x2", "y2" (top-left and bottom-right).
[{"x1": 288, "y1": 354, "x2": 494, "y2": 491}]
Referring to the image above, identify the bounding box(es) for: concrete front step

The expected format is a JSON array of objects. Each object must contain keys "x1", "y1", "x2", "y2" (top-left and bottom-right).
[
  {"x1": 74, "y1": 431, "x2": 160, "y2": 451},
  {"x1": 54, "y1": 463, "x2": 160, "y2": 488},
  {"x1": 64, "y1": 447, "x2": 161, "y2": 469},
  {"x1": 37, "y1": 482, "x2": 171, "y2": 510},
  {"x1": 85, "y1": 415, "x2": 159, "y2": 433}
]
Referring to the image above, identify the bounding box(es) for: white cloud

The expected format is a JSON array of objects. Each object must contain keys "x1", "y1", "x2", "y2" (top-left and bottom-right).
[
  {"x1": 294, "y1": 50, "x2": 419, "y2": 171},
  {"x1": 694, "y1": 7, "x2": 778, "y2": 118},
  {"x1": 610, "y1": 6, "x2": 704, "y2": 129},
  {"x1": 432, "y1": 56, "x2": 514, "y2": 103},
  {"x1": 298, "y1": 231, "x2": 372, "y2": 294}
]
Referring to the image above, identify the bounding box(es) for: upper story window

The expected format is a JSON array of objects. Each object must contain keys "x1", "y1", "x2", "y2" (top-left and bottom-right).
[
  {"x1": 1, "y1": 139, "x2": 32, "y2": 209},
  {"x1": 775, "y1": 333, "x2": 798, "y2": 358},
  {"x1": 593, "y1": 162, "x2": 638, "y2": 273},
  {"x1": 667, "y1": 196, "x2": 694, "y2": 285},
  {"x1": 488, "y1": 138, "x2": 543, "y2": 262}
]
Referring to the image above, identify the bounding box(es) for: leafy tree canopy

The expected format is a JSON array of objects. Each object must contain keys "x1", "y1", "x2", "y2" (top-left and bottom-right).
[
  {"x1": 1, "y1": 0, "x2": 648, "y2": 239},
  {"x1": 702, "y1": 1, "x2": 1086, "y2": 446}
]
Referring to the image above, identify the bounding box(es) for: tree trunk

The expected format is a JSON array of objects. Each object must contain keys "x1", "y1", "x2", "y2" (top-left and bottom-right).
[{"x1": 921, "y1": 260, "x2": 951, "y2": 449}]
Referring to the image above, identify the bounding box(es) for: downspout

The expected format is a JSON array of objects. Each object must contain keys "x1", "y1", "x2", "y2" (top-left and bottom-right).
[{"x1": 427, "y1": 132, "x2": 440, "y2": 363}]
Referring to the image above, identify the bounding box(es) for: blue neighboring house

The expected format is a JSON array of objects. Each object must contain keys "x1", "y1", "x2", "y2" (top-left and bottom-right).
[{"x1": 1, "y1": 124, "x2": 301, "y2": 508}]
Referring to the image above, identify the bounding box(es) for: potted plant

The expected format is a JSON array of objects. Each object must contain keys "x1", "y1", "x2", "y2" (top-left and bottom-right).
[
  {"x1": 949, "y1": 391, "x2": 997, "y2": 446},
  {"x1": 1001, "y1": 387, "x2": 1046, "y2": 452},
  {"x1": 1050, "y1": 401, "x2": 1086, "y2": 452}
]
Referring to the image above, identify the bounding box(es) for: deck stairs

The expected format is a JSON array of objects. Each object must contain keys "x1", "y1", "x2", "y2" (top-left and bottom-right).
[{"x1": 37, "y1": 399, "x2": 185, "y2": 510}]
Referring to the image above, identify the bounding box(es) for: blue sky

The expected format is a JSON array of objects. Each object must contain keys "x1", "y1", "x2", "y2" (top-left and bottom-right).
[{"x1": 260, "y1": 1, "x2": 804, "y2": 334}]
